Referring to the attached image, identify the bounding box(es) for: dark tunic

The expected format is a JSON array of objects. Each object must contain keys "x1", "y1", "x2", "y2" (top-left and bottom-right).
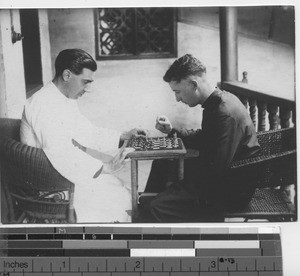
[
  {"x1": 176, "y1": 88, "x2": 260, "y2": 200},
  {"x1": 140, "y1": 88, "x2": 260, "y2": 222}
]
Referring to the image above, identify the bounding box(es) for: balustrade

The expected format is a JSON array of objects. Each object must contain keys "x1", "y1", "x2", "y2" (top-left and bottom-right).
[{"x1": 221, "y1": 73, "x2": 295, "y2": 131}]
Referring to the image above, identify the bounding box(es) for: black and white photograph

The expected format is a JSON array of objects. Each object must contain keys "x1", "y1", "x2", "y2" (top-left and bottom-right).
[{"x1": 0, "y1": 4, "x2": 297, "y2": 224}]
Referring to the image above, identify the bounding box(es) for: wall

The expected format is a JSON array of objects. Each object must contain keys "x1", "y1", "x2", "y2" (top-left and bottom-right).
[
  {"x1": 178, "y1": 6, "x2": 295, "y2": 100},
  {"x1": 179, "y1": 6, "x2": 295, "y2": 46},
  {"x1": 38, "y1": 9, "x2": 52, "y2": 85},
  {"x1": 47, "y1": 8, "x2": 295, "y2": 134},
  {"x1": 177, "y1": 23, "x2": 295, "y2": 101},
  {"x1": 48, "y1": 8, "x2": 95, "y2": 78},
  {"x1": 0, "y1": 9, "x2": 52, "y2": 119},
  {"x1": 0, "y1": 9, "x2": 26, "y2": 118}
]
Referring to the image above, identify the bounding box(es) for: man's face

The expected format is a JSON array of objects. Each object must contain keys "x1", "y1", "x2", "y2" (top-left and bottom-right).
[
  {"x1": 169, "y1": 78, "x2": 200, "y2": 107},
  {"x1": 66, "y1": 68, "x2": 95, "y2": 99}
]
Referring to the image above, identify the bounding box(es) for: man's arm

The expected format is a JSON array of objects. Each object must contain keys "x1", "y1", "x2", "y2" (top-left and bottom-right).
[
  {"x1": 203, "y1": 114, "x2": 243, "y2": 198},
  {"x1": 74, "y1": 105, "x2": 121, "y2": 153},
  {"x1": 208, "y1": 115, "x2": 240, "y2": 172},
  {"x1": 75, "y1": 106, "x2": 147, "y2": 150},
  {"x1": 169, "y1": 127, "x2": 203, "y2": 149},
  {"x1": 72, "y1": 138, "x2": 114, "y2": 162},
  {"x1": 155, "y1": 115, "x2": 203, "y2": 149}
]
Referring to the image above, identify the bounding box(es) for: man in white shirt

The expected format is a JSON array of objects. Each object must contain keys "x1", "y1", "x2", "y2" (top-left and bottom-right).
[{"x1": 21, "y1": 48, "x2": 145, "y2": 222}]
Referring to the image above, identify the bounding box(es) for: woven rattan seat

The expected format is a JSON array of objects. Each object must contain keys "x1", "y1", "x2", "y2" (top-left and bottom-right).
[
  {"x1": 0, "y1": 118, "x2": 76, "y2": 224},
  {"x1": 225, "y1": 188, "x2": 295, "y2": 221}
]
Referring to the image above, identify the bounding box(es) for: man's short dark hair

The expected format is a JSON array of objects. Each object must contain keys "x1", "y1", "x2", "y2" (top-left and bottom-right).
[
  {"x1": 163, "y1": 54, "x2": 206, "y2": 83},
  {"x1": 55, "y1": 48, "x2": 97, "y2": 77}
]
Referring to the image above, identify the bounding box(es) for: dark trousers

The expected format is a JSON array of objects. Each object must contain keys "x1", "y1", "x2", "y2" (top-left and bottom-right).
[
  {"x1": 144, "y1": 158, "x2": 202, "y2": 193},
  {"x1": 138, "y1": 159, "x2": 225, "y2": 223},
  {"x1": 138, "y1": 185, "x2": 225, "y2": 223},
  {"x1": 138, "y1": 159, "x2": 255, "y2": 223}
]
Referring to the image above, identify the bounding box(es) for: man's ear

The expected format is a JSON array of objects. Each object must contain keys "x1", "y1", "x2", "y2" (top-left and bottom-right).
[
  {"x1": 191, "y1": 80, "x2": 198, "y2": 89},
  {"x1": 62, "y1": 69, "x2": 71, "y2": 82}
]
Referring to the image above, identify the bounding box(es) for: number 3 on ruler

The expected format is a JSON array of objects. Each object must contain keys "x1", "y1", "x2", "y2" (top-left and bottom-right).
[{"x1": 210, "y1": 260, "x2": 216, "y2": 268}]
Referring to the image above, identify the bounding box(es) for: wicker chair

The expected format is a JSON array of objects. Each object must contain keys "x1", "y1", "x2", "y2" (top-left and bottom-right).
[
  {"x1": 225, "y1": 127, "x2": 297, "y2": 221},
  {"x1": 0, "y1": 118, "x2": 76, "y2": 224}
]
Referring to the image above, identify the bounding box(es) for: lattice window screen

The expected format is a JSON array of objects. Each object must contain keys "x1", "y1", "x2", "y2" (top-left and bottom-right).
[{"x1": 95, "y1": 8, "x2": 177, "y2": 60}]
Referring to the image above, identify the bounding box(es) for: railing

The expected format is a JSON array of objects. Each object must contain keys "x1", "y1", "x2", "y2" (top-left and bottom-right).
[
  {"x1": 220, "y1": 72, "x2": 296, "y2": 131},
  {"x1": 220, "y1": 73, "x2": 297, "y2": 214}
]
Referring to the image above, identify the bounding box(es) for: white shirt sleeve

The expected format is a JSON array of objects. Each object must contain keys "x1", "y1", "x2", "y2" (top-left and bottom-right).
[{"x1": 73, "y1": 104, "x2": 121, "y2": 153}]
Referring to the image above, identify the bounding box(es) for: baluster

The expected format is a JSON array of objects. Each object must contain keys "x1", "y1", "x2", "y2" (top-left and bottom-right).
[
  {"x1": 267, "y1": 104, "x2": 279, "y2": 130},
  {"x1": 242, "y1": 71, "x2": 248, "y2": 83},
  {"x1": 257, "y1": 101, "x2": 267, "y2": 131},
  {"x1": 240, "y1": 71, "x2": 249, "y2": 109},
  {"x1": 279, "y1": 106, "x2": 292, "y2": 129},
  {"x1": 249, "y1": 99, "x2": 257, "y2": 130}
]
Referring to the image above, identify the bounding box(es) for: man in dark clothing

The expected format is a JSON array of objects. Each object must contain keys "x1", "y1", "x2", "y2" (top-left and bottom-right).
[{"x1": 138, "y1": 54, "x2": 260, "y2": 222}]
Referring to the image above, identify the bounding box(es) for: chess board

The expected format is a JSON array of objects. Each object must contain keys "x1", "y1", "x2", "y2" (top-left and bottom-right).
[
  {"x1": 128, "y1": 137, "x2": 183, "y2": 151},
  {"x1": 126, "y1": 137, "x2": 186, "y2": 159}
]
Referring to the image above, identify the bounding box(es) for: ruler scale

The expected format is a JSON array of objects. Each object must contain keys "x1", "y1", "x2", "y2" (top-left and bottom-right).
[{"x1": 0, "y1": 226, "x2": 283, "y2": 275}]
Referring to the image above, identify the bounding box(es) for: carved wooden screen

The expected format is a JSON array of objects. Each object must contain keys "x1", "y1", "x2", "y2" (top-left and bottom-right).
[{"x1": 95, "y1": 8, "x2": 177, "y2": 60}]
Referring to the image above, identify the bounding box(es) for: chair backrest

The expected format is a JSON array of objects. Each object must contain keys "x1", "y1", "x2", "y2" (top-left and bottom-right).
[
  {"x1": 0, "y1": 118, "x2": 75, "y2": 223},
  {"x1": 1, "y1": 138, "x2": 74, "y2": 192},
  {"x1": 256, "y1": 127, "x2": 296, "y2": 156}
]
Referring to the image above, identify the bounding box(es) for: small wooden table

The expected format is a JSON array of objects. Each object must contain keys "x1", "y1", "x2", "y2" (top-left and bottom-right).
[{"x1": 125, "y1": 138, "x2": 187, "y2": 221}]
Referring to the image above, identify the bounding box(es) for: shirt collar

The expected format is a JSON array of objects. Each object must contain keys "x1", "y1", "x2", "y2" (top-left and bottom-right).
[
  {"x1": 50, "y1": 81, "x2": 76, "y2": 103},
  {"x1": 202, "y1": 87, "x2": 223, "y2": 109}
]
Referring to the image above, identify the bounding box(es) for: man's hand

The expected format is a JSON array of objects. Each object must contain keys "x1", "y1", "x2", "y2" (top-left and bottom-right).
[
  {"x1": 102, "y1": 146, "x2": 135, "y2": 174},
  {"x1": 155, "y1": 115, "x2": 172, "y2": 134},
  {"x1": 120, "y1": 128, "x2": 148, "y2": 141},
  {"x1": 93, "y1": 146, "x2": 134, "y2": 178}
]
